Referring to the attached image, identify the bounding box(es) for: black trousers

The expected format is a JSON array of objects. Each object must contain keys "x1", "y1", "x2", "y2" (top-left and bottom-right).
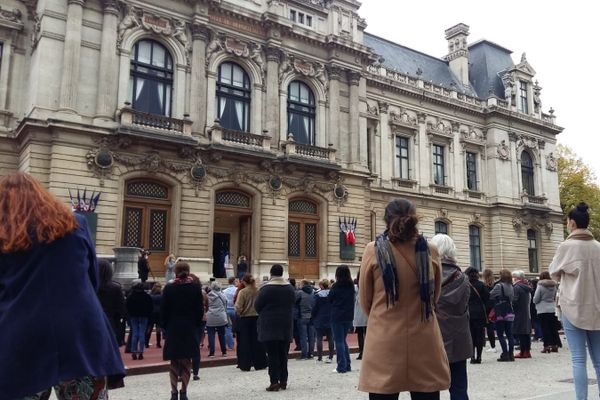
[
  {"x1": 518, "y1": 333, "x2": 531, "y2": 352},
  {"x1": 469, "y1": 319, "x2": 486, "y2": 359},
  {"x1": 356, "y1": 326, "x2": 367, "y2": 357},
  {"x1": 264, "y1": 340, "x2": 290, "y2": 384},
  {"x1": 486, "y1": 322, "x2": 496, "y2": 348},
  {"x1": 315, "y1": 327, "x2": 334, "y2": 360},
  {"x1": 539, "y1": 313, "x2": 561, "y2": 347},
  {"x1": 237, "y1": 317, "x2": 268, "y2": 371},
  {"x1": 369, "y1": 392, "x2": 440, "y2": 400}
]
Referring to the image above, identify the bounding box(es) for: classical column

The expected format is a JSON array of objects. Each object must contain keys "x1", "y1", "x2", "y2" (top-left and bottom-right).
[
  {"x1": 379, "y1": 102, "x2": 392, "y2": 182},
  {"x1": 190, "y1": 24, "x2": 208, "y2": 134},
  {"x1": 59, "y1": 0, "x2": 85, "y2": 112},
  {"x1": 417, "y1": 113, "x2": 429, "y2": 187},
  {"x1": 327, "y1": 67, "x2": 341, "y2": 159},
  {"x1": 348, "y1": 71, "x2": 361, "y2": 165},
  {"x1": 265, "y1": 47, "x2": 280, "y2": 146},
  {"x1": 95, "y1": 0, "x2": 120, "y2": 120}
]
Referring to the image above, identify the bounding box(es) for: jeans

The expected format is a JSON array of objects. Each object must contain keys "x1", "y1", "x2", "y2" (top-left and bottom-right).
[
  {"x1": 331, "y1": 321, "x2": 352, "y2": 373},
  {"x1": 192, "y1": 321, "x2": 206, "y2": 375},
  {"x1": 225, "y1": 308, "x2": 236, "y2": 349},
  {"x1": 449, "y1": 360, "x2": 469, "y2": 400},
  {"x1": 130, "y1": 317, "x2": 148, "y2": 354},
  {"x1": 315, "y1": 327, "x2": 334, "y2": 360},
  {"x1": 207, "y1": 325, "x2": 227, "y2": 356},
  {"x1": 562, "y1": 315, "x2": 600, "y2": 400},
  {"x1": 298, "y1": 318, "x2": 315, "y2": 358},
  {"x1": 495, "y1": 320, "x2": 514, "y2": 355}
]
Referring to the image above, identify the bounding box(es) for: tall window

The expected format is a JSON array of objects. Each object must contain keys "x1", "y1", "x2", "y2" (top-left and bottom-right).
[
  {"x1": 217, "y1": 62, "x2": 251, "y2": 132},
  {"x1": 396, "y1": 136, "x2": 409, "y2": 179},
  {"x1": 129, "y1": 40, "x2": 173, "y2": 116},
  {"x1": 466, "y1": 152, "x2": 478, "y2": 191},
  {"x1": 528, "y1": 229, "x2": 538, "y2": 273},
  {"x1": 433, "y1": 144, "x2": 445, "y2": 185},
  {"x1": 288, "y1": 81, "x2": 315, "y2": 145},
  {"x1": 519, "y1": 81, "x2": 529, "y2": 114},
  {"x1": 521, "y1": 151, "x2": 535, "y2": 195},
  {"x1": 469, "y1": 225, "x2": 482, "y2": 270},
  {"x1": 435, "y1": 221, "x2": 448, "y2": 235}
]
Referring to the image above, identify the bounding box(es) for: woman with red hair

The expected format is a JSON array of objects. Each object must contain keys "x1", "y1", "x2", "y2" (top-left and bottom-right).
[{"x1": 0, "y1": 172, "x2": 125, "y2": 400}]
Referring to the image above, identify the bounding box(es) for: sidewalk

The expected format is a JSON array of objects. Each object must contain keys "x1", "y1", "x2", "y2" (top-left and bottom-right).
[{"x1": 123, "y1": 332, "x2": 360, "y2": 375}]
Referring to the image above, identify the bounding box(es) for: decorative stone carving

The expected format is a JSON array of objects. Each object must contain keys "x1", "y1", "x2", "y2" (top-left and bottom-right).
[
  {"x1": 279, "y1": 53, "x2": 327, "y2": 88},
  {"x1": 366, "y1": 104, "x2": 379, "y2": 117},
  {"x1": 0, "y1": 6, "x2": 23, "y2": 24},
  {"x1": 497, "y1": 140, "x2": 510, "y2": 161},
  {"x1": 427, "y1": 119, "x2": 452, "y2": 136},
  {"x1": 191, "y1": 23, "x2": 209, "y2": 41},
  {"x1": 265, "y1": 46, "x2": 281, "y2": 63},
  {"x1": 512, "y1": 213, "x2": 524, "y2": 234},
  {"x1": 501, "y1": 72, "x2": 516, "y2": 106},
  {"x1": 31, "y1": 14, "x2": 41, "y2": 50},
  {"x1": 17, "y1": 0, "x2": 37, "y2": 20},
  {"x1": 545, "y1": 152, "x2": 557, "y2": 172},
  {"x1": 460, "y1": 127, "x2": 484, "y2": 142},
  {"x1": 533, "y1": 80, "x2": 542, "y2": 114},
  {"x1": 378, "y1": 101, "x2": 389, "y2": 114},
  {"x1": 348, "y1": 71, "x2": 361, "y2": 86},
  {"x1": 389, "y1": 109, "x2": 417, "y2": 128},
  {"x1": 206, "y1": 35, "x2": 265, "y2": 80}
]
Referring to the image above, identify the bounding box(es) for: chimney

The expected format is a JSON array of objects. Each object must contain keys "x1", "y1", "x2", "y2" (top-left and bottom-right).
[{"x1": 444, "y1": 23, "x2": 470, "y2": 86}]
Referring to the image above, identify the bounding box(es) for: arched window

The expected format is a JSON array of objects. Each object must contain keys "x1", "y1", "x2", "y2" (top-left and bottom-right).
[
  {"x1": 435, "y1": 221, "x2": 448, "y2": 235},
  {"x1": 129, "y1": 40, "x2": 173, "y2": 116},
  {"x1": 528, "y1": 229, "x2": 539, "y2": 273},
  {"x1": 217, "y1": 62, "x2": 251, "y2": 132},
  {"x1": 287, "y1": 81, "x2": 316, "y2": 145},
  {"x1": 521, "y1": 151, "x2": 535, "y2": 195},
  {"x1": 469, "y1": 225, "x2": 482, "y2": 270}
]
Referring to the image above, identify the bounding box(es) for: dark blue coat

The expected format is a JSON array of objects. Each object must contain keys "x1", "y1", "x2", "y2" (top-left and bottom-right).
[
  {"x1": 329, "y1": 283, "x2": 355, "y2": 324},
  {"x1": 0, "y1": 214, "x2": 125, "y2": 400},
  {"x1": 311, "y1": 289, "x2": 332, "y2": 329}
]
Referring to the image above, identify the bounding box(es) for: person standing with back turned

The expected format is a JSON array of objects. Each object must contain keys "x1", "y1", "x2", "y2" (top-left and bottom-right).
[
  {"x1": 255, "y1": 264, "x2": 296, "y2": 392},
  {"x1": 358, "y1": 198, "x2": 450, "y2": 400},
  {"x1": 549, "y1": 202, "x2": 600, "y2": 400}
]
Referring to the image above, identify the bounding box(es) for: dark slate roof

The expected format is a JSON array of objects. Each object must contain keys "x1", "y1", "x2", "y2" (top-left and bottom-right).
[
  {"x1": 364, "y1": 33, "x2": 477, "y2": 97},
  {"x1": 468, "y1": 40, "x2": 515, "y2": 98}
]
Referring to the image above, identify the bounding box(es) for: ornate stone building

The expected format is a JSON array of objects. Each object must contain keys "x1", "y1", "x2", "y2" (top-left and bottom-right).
[{"x1": 0, "y1": 0, "x2": 563, "y2": 280}]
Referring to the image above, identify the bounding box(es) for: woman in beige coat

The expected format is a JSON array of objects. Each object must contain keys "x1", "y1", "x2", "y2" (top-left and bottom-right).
[{"x1": 359, "y1": 198, "x2": 450, "y2": 400}]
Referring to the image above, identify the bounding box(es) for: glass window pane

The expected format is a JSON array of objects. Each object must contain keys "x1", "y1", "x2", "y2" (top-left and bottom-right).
[
  {"x1": 137, "y1": 41, "x2": 152, "y2": 64},
  {"x1": 152, "y1": 43, "x2": 166, "y2": 68},
  {"x1": 232, "y1": 65, "x2": 244, "y2": 87},
  {"x1": 300, "y1": 84, "x2": 309, "y2": 103}
]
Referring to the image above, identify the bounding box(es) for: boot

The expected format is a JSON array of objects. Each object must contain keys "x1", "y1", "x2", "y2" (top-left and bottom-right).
[
  {"x1": 514, "y1": 351, "x2": 525, "y2": 359},
  {"x1": 541, "y1": 346, "x2": 551, "y2": 353},
  {"x1": 280, "y1": 382, "x2": 287, "y2": 390},
  {"x1": 266, "y1": 383, "x2": 281, "y2": 392},
  {"x1": 551, "y1": 345, "x2": 559, "y2": 353},
  {"x1": 524, "y1": 351, "x2": 532, "y2": 358},
  {"x1": 179, "y1": 391, "x2": 188, "y2": 400},
  {"x1": 497, "y1": 352, "x2": 510, "y2": 362},
  {"x1": 170, "y1": 392, "x2": 178, "y2": 400},
  {"x1": 509, "y1": 352, "x2": 515, "y2": 361}
]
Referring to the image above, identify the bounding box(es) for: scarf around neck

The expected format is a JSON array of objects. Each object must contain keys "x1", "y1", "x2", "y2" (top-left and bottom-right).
[{"x1": 375, "y1": 232, "x2": 435, "y2": 321}]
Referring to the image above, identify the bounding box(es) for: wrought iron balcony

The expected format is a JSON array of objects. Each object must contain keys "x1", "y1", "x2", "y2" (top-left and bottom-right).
[{"x1": 120, "y1": 105, "x2": 192, "y2": 136}]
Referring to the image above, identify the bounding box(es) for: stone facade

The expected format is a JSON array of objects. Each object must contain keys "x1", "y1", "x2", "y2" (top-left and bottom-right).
[{"x1": 0, "y1": 0, "x2": 563, "y2": 281}]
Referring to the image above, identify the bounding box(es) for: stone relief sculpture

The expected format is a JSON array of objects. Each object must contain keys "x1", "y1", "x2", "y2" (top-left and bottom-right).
[
  {"x1": 497, "y1": 140, "x2": 510, "y2": 160},
  {"x1": 545, "y1": 152, "x2": 557, "y2": 172},
  {"x1": 117, "y1": 5, "x2": 141, "y2": 46}
]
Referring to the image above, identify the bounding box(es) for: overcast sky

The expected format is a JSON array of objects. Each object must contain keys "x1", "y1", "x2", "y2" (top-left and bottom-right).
[{"x1": 358, "y1": 0, "x2": 600, "y2": 180}]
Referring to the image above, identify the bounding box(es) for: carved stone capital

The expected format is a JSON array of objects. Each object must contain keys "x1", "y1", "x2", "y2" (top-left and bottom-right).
[
  {"x1": 508, "y1": 131, "x2": 519, "y2": 142},
  {"x1": 101, "y1": 0, "x2": 119, "y2": 14},
  {"x1": 327, "y1": 66, "x2": 343, "y2": 81},
  {"x1": 191, "y1": 24, "x2": 209, "y2": 41},
  {"x1": 68, "y1": 0, "x2": 85, "y2": 6},
  {"x1": 377, "y1": 101, "x2": 389, "y2": 114},
  {"x1": 348, "y1": 70, "x2": 361, "y2": 86},
  {"x1": 417, "y1": 112, "x2": 427, "y2": 124},
  {"x1": 265, "y1": 46, "x2": 281, "y2": 63}
]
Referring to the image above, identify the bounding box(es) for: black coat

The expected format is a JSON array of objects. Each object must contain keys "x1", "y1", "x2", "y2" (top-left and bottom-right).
[
  {"x1": 329, "y1": 283, "x2": 355, "y2": 324},
  {"x1": 255, "y1": 280, "x2": 296, "y2": 342},
  {"x1": 513, "y1": 281, "x2": 533, "y2": 335},
  {"x1": 161, "y1": 282, "x2": 204, "y2": 360},
  {"x1": 126, "y1": 287, "x2": 153, "y2": 318},
  {"x1": 98, "y1": 282, "x2": 126, "y2": 344},
  {"x1": 468, "y1": 280, "x2": 489, "y2": 323},
  {"x1": 138, "y1": 258, "x2": 149, "y2": 282}
]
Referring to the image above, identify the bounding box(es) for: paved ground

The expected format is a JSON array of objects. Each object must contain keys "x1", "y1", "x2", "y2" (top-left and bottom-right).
[{"x1": 97, "y1": 338, "x2": 599, "y2": 400}]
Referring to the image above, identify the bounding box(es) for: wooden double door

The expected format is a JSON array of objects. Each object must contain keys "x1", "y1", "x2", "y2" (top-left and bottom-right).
[{"x1": 288, "y1": 216, "x2": 319, "y2": 279}]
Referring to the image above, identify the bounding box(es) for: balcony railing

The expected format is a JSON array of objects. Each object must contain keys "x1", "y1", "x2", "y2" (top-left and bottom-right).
[
  {"x1": 209, "y1": 122, "x2": 272, "y2": 152},
  {"x1": 283, "y1": 136, "x2": 336, "y2": 163},
  {"x1": 522, "y1": 192, "x2": 548, "y2": 206},
  {"x1": 120, "y1": 106, "x2": 192, "y2": 136}
]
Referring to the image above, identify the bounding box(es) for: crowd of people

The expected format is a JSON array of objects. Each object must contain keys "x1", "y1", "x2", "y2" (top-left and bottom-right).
[{"x1": 1, "y1": 172, "x2": 600, "y2": 400}]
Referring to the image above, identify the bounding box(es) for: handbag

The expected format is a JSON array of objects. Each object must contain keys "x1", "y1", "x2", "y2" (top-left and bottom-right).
[
  {"x1": 468, "y1": 281, "x2": 489, "y2": 324},
  {"x1": 488, "y1": 308, "x2": 497, "y2": 323},
  {"x1": 493, "y1": 284, "x2": 513, "y2": 318}
]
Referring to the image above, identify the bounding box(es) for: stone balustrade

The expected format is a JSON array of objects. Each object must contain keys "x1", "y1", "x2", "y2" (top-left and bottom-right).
[
  {"x1": 284, "y1": 137, "x2": 336, "y2": 163},
  {"x1": 120, "y1": 106, "x2": 192, "y2": 136},
  {"x1": 209, "y1": 122, "x2": 272, "y2": 152}
]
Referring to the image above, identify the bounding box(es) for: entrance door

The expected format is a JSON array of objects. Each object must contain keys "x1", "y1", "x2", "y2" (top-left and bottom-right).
[
  {"x1": 122, "y1": 180, "x2": 171, "y2": 278},
  {"x1": 213, "y1": 233, "x2": 230, "y2": 278},
  {"x1": 288, "y1": 199, "x2": 319, "y2": 279}
]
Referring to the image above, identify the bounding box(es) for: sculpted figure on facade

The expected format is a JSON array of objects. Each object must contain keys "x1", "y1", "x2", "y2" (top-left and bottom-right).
[
  {"x1": 206, "y1": 35, "x2": 225, "y2": 66},
  {"x1": 117, "y1": 5, "x2": 141, "y2": 47},
  {"x1": 497, "y1": 140, "x2": 510, "y2": 160},
  {"x1": 545, "y1": 152, "x2": 557, "y2": 172}
]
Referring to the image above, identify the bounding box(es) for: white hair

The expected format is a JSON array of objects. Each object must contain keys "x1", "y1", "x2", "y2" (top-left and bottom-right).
[
  {"x1": 512, "y1": 270, "x2": 525, "y2": 279},
  {"x1": 430, "y1": 234, "x2": 457, "y2": 261},
  {"x1": 210, "y1": 281, "x2": 222, "y2": 291}
]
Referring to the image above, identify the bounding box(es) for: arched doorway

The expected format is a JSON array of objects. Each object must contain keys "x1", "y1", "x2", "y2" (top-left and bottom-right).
[
  {"x1": 121, "y1": 179, "x2": 172, "y2": 278},
  {"x1": 213, "y1": 190, "x2": 252, "y2": 278},
  {"x1": 288, "y1": 198, "x2": 319, "y2": 279}
]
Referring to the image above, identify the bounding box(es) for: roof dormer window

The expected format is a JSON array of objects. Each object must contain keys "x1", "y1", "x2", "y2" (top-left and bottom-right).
[
  {"x1": 519, "y1": 80, "x2": 529, "y2": 114},
  {"x1": 289, "y1": 8, "x2": 313, "y2": 28}
]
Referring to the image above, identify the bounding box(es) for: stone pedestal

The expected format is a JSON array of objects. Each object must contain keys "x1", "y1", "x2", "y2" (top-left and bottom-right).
[{"x1": 113, "y1": 246, "x2": 140, "y2": 287}]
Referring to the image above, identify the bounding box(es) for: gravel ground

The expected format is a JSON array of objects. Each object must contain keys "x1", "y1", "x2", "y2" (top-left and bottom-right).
[{"x1": 54, "y1": 338, "x2": 599, "y2": 400}]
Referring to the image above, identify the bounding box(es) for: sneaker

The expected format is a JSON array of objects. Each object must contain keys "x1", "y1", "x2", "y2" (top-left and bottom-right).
[
  {"x1": 193, "y1": 375, "x2": 200, "y2": 381},
  {"x1": 208, "y1": 354, "x2": 215, "y2": 358},
  {"x1": 316, "y1": 358, "x2": 323, "y2": 363},
  {"x1": 325, "y1": 358, "x2": 332, "y2": 364},
  {"x1": 485, "y1": 347, "x2": 497, "y2": 353},
  {"x1": 222, "y1": 353, "x2": 227, "y2": 357}
]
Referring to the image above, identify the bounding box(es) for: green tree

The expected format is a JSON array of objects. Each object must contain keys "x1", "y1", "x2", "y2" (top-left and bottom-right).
[{"x1": 557, "y1": 144, "x2": 600, "y2": 238}]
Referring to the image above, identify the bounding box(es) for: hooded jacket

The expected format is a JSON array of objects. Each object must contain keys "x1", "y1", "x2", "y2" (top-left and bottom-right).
[
  {"x1": 437, "y1": 260, "x2": 473, "y2": 363},
  {"x1": 549, "y1": 229, "x2": 600, "y2": 330},
  {"x1": 533, "y1": 279, "x2": 557, "y2": 314},
  {"x1": 312, "y1": 289, "x2": 332, "y2": 329},
  {"x1": 296, "y1": 284, "x2": 314, "y2": 319},
  {"x1": 126, "y1": 285, "x2": 153, "y2": 318},
  {"x1": 206, "y1": 288, "x2": 228, "y2": 327}
]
